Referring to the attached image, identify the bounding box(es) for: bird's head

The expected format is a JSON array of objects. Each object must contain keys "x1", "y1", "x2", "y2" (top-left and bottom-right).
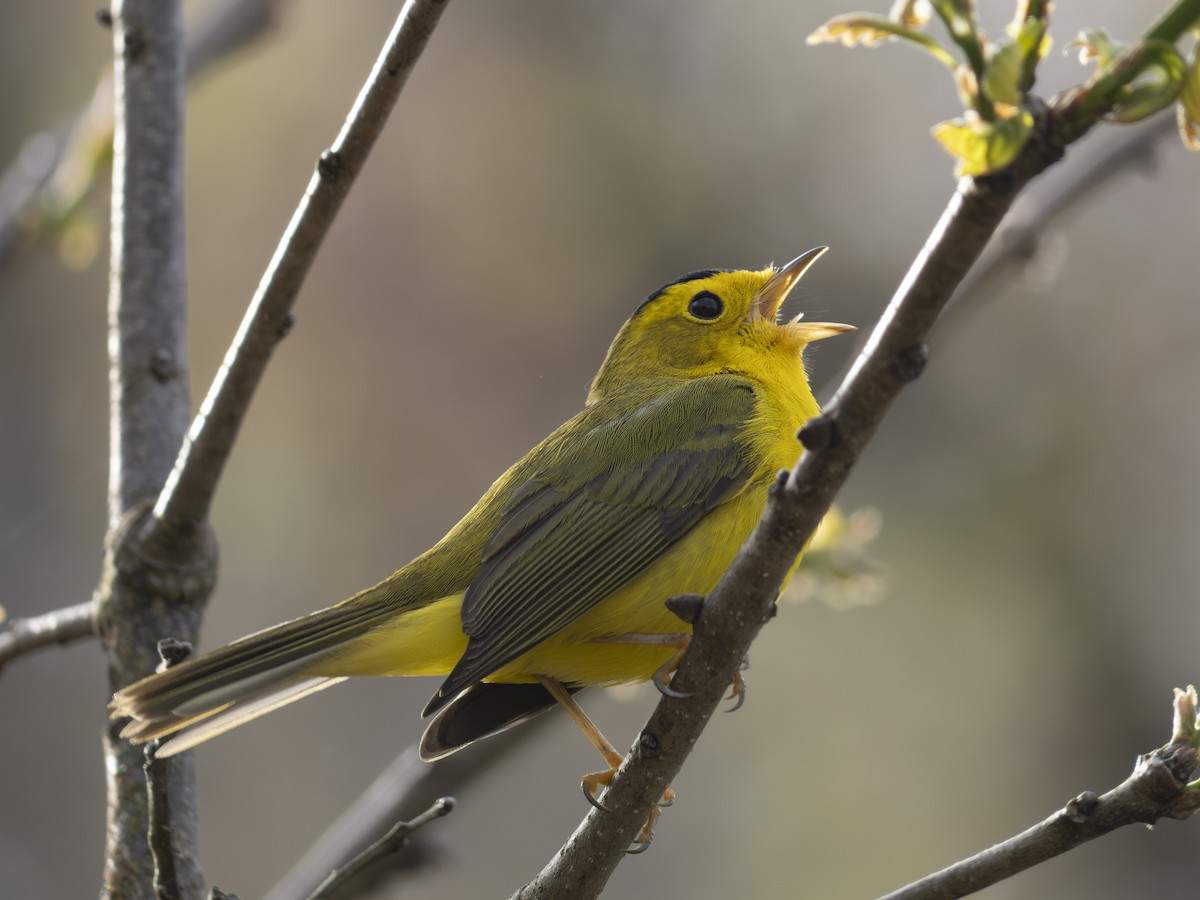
[{"x1": 588, "y1": 247, "x2": 854, "y2": 402}]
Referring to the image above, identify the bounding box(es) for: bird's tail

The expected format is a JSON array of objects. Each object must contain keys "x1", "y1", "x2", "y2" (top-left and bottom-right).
[{"x1": 109, "y1": 592, "x2": 405, "y2": 757}]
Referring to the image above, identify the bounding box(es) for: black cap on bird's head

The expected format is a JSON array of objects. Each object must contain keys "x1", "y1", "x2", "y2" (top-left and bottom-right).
[{"x1": 589, "y1": 249, "x2": 854, "y2": 402}]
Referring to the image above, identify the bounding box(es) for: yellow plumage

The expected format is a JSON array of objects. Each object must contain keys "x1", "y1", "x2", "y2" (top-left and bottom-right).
[{"x1": 110, "y1": 250, "x2": 851, "y2": 793}]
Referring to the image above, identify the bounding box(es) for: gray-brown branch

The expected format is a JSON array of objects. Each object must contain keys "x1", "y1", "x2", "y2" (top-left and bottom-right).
[
  {"x1": 513, "y1": 96, "x2": 1081, "y2": 900},
  {"x1": 99, "y1": 1, "x2": 205, "y2": 897},
  {"x1": 152, "y1": 0, "x2": 451, "y2": 529},
  {"x1": 878, "y1": 688, "x2": 1200, "y2": 899},
  {"x1": 0, "y1": 600, "x2": 97, "y2": 672},
  {"x1": 98, "y1": 2, "x2": 451, "y2": 897}
]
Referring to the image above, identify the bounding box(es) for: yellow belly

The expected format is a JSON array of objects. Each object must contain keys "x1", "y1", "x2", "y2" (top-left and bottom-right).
[{"x1": 325, "y1": 478, "x2": 803, "y2": 688}]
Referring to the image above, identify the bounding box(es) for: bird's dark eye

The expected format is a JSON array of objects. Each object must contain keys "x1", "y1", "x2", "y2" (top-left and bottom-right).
[{"x1": 688, "y1": 291, "x2": 724, "y2": 320}]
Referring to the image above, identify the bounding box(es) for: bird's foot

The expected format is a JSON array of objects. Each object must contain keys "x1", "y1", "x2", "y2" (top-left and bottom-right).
[{"x1": 581, "y1": 762, "x2": 675, "y2": 851}]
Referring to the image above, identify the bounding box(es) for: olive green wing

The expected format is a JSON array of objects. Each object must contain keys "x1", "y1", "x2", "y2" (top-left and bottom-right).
[{"x1": 425, "y1": 377, "x2": 760, "y2": 714}]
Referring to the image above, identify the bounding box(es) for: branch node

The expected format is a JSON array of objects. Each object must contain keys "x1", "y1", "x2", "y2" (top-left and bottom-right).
[
  {"x1": 664, "y1": 593, "x2": 706, "y2": 625},
  {"x1": 892, "y1": 343, "x2": 930, "y2": 383},
  {"x1": 798, "y1": 415, "x2": 837, "y2": 452},
  {"x1": 121, "y1": 27, "x2": 147, "y2": 64},
  {"x1": 638, "y1": 731, "x2": 662, "y2": 759},
  {"x1": 150, "y1": 348, "x2": 179, "y2": 383},
  {"x1": 156, "y1": 637, "x2": 193, "y2": 669},
  {"x1": 276, "y1": 312, "x2": 296, "y2": 340},
  {"x1": 1064, "y1": 790, "x2": 1099, "y2": 823},
  {"x1": 317, "y1": 149, "x2": 344, "y2": 181}
]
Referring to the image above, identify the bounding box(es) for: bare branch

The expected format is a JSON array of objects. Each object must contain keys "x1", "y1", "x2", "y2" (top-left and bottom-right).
[
  {"x1": 98, "y1": 1, "x2": 207, "y2": 896},
  {"x1": 145, "y1": 747, "x2": 181, "y2": 900},
  {"x1": 512, "y1": 95, "x2": 1073, "y2": 900},
  {"x1": 98, "y1": 3, "x2": 450, "y2": 895},
  {"x1": 518, "y1": 4, "x2": 1200, "y2": 891},
  {"x1": 144, "y1": 642, "x2": 195, "y2": 900},
  {"x1": 514, "y1": 73, "x2": 1183, "y2": 894},
  {"x1": 152, "y1": 0, "x2": 451, "y2": 530},
  {"x1": 878, "y1": 687, "x2": 1200, "y2": 899},
  {"x1": 264, "y1": 719, "x2": 550, "y2": 900},
  {"x1": 0, "y1": 600, "x2": 97, "y2": 672},
  {"x1": 307, "y1": 798, "x2": 456, "y2": 900}
]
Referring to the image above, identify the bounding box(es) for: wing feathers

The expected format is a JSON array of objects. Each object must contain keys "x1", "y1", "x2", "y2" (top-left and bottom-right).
[{"x1": 429, "y1": 378, "x2": 759, "y2": 710}]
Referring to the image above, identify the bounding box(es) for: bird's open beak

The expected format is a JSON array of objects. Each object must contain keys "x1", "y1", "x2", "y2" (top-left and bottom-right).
[{"x1": 751, "y1": 246, "x2": 856, "y2": 343}]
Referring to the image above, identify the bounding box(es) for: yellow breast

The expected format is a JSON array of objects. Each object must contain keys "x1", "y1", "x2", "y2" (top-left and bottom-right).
[{"x1": 324, "y1": 367, "x2": 817, "y2": 689}]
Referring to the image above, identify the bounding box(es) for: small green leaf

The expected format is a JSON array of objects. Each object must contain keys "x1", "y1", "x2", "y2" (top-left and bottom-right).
[
  {"x1": 932, "y1": 109, "x2": 1033, "y2": 176},
  {"x1": 1012, "y1": 15, "x2": 1051, "y2": 64},
  {"x1": 983, "y1": 38, "x2": 1024, "y2": 106},
  {"x1": 807, "y1": 13, "x2": 959, "y2": 70}
]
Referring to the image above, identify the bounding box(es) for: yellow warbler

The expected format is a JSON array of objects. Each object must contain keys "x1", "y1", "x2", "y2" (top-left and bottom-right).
[{"x1": 111, "y1": 248, "x2": 851, "y2": 842}]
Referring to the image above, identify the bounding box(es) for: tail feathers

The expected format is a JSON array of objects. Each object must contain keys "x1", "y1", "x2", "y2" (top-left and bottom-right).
[
  {"x1": 419, "y1": 682, "x2": 579, "y2": 761},
  {"x1": 153, "y1": 676, "x2": 346, "y2": 757},
  {"x1": 110, "y1": 595, "x2": 399, "y2": 747}
]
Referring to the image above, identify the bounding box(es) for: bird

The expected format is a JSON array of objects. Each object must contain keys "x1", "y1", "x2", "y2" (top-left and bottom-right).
[{"x1": 110, "y1": 247, "x2": 852, "y2": 846}]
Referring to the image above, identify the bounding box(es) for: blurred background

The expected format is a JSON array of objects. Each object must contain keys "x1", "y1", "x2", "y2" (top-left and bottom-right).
[{"x1": 1, "y1": 1, "x2": 1198, "y2": 897}]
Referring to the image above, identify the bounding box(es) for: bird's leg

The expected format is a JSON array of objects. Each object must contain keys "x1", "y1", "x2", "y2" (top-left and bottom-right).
[
  {"x1": 535, "y1": 674, "x2": 672, "y2": 850},
  {"x1": 588, "y1": 632, "x2": 691, "y2": 699},
  {"x1": 592, "y1": 632, "x2": 751, "y2": 711},
  {"x1": 535, "y1": 675, "x2": 623, "y2": 802}
]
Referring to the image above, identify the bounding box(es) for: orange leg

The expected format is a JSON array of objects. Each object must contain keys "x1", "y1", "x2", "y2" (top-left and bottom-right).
[{"x1": 536, "y1": 674, "x2": 674, "y2": 850}]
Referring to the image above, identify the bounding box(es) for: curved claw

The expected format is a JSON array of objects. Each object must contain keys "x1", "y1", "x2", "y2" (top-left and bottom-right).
[
  {"x1": 582, "y1": 779, "x2": 610, "y2": 813},
  {"x1": 657, "y1": 794, "x2": 675, "y2": 809},
  {"x1": 654, "y1": 678, "x2": 692, "y2": 700},
  {"x1": 726, "y1": 687, "x2": 747, "y2": 713},
  {"x1": 625, "y1": 837, "x2": 653, "y2": 854},
  {"x1": 724, "y1": 661, "x2": 749, "y2": 713}
]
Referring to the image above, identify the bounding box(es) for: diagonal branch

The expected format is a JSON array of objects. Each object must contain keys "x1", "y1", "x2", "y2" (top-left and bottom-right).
[
  {"x1": 151, "y1": 0, "x2": 451, "y2": 531},
  {"x1": 878, "y1": 687, "x2": 1200, "y2": 899},
  {"x1": 263, "y1": 718, "x2": 551, "y2": 900},
  {"x1": 517, "y1": 5, "x2": 1200, "y2": 893},
  {"x1": 512, "y1": 95, "x2": 1074, "y2": 900}
]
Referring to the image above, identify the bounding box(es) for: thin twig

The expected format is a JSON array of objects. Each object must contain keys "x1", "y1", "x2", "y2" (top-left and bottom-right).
[
  {"x1": 152, "y1": 0, "x2": 451, "y2": 530},
  {"x1": 878, "y1": 688, "x2": 1200, "y2": 899},
  {"x1": 0, "y1": 600, "x2": 97, "y2": 672},
  {"x1": 144, "y1": 744, "x2": 180, "y2": 900},
  {"x1": 307, "y1": 798, "x2": 456, "y2": 900},
  {"x1": 263, "y1": 715, "x2": 551, "y2": 900},
  {"x1": 144, "y1": 641, "x2": 194, "y2": 900}
]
